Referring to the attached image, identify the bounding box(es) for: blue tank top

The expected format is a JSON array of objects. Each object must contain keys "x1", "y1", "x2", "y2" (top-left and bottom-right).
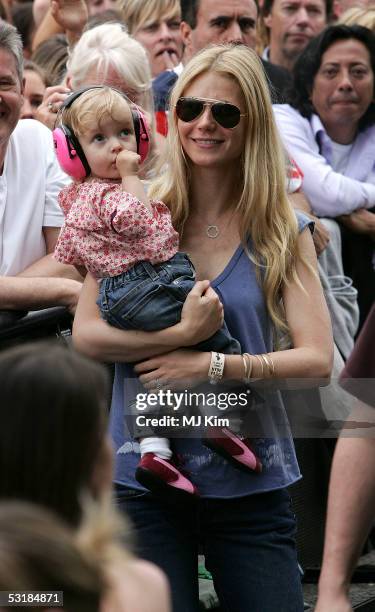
[{"x1": 110, "y1": 212, "x2": 313, "y2": 497}]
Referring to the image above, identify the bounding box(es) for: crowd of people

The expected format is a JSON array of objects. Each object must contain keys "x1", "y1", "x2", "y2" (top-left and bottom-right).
[{"x1": 0, "y1": 0, "x2": 374, "y2": 611}]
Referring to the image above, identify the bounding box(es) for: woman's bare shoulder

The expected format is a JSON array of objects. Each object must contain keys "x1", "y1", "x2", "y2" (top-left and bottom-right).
[{"x1": 102, "y1": 558, "x2": 171, "y2": 612}]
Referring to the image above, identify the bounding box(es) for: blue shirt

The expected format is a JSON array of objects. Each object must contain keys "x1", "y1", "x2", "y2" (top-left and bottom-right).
[{"x1": 110, "y1": 212, "x2": 313, "y2": 497}]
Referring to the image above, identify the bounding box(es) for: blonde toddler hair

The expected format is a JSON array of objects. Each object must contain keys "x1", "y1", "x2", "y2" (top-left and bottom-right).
[{"x1": 61, "y1": 87, "x2": 134, "y2": 138}]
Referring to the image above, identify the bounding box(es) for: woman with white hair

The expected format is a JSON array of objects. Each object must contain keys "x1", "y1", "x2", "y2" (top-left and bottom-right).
[{"x1": 66, "y1": 22, "x2": 154, "y2": 113}]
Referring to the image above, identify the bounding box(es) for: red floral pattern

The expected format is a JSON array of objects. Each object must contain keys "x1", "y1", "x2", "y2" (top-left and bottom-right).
[{"x1": 54, "y1": 180, "x2": 179, "y2": 278}]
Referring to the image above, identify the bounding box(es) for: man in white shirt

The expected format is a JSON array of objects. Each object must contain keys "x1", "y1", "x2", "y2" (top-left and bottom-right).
[{"x1": 0, "y1": 21, "x2": 81, "y2": 312}]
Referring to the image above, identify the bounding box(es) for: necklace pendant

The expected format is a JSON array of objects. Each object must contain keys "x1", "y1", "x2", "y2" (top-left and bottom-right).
[{"x1": 207, "y1": 225, "x2": 219, "y2": 239}]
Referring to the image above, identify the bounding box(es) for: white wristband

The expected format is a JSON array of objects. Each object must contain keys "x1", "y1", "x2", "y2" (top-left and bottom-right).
[{"x1": 208, "y1": 352, "x2": 225, "y2": 385}]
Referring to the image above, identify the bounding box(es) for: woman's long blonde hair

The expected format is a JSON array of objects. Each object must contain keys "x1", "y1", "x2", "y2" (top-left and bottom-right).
[{"x1": 150, "y1": 44, "x2": 302, "y2": 331}]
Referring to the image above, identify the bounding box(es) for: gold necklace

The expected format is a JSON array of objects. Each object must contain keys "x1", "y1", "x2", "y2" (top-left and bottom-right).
[
  {"x1": 206, "y1": 211, "x2": 236, "y2": 239},
  {"x1": 206, "y1": 225, "x2": 220, "y2": 239}
]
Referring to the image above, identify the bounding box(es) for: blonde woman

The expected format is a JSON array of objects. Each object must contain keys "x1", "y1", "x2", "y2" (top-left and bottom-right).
[
  {"x1": 118, "y1": 0, "x2": 183, "y2": 77},
  {"x1": 74, "y1": 44, "x2": 333, "y2": 611}
]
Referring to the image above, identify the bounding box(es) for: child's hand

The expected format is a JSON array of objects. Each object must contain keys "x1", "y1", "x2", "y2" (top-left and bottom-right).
[{"x1": 116, "y1": 150, "x2": 141, "y2": 177}]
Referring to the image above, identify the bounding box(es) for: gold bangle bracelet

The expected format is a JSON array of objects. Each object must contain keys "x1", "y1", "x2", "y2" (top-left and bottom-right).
[
  {"x1": 242, "y1": 354, "x2": 248, "y2": 379},
  {"x1": 254, "y1": 354, "x2": 264, "y2": 378},
  {"x1": 259, "y1": 354, "x2": 270, "y2": 378},
  {"x1": 244, "y1": 353, "x2": 253, "y2": 379},
  {"x1": 242, "y1": 353, "x2": 254, "y2": 381},
  {"x1": 263, "y1": 353, "x2": 275, "y2": 377}
]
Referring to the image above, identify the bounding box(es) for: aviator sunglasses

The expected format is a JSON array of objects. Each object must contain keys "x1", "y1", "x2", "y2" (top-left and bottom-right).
[{"x1": 175, "y1": 97, "x2": 247, "y2": 129}]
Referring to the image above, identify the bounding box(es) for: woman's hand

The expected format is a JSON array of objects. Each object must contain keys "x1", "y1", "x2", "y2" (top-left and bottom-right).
[
  {"x1": 35, "y1": 85, "x2": 71, "y2": 129},
  {"x1": 134, "y1": 349, "x2": 211, "y2": 390},
  {"x1": 178, "y1": 280, "x2": 224, "y2": 346},
  {"x1": 73, "y1": 274, "x2": 215, "y2": 364},
  {"x1": 305, "y1": 214, "x2": 330, "y2": 256}
]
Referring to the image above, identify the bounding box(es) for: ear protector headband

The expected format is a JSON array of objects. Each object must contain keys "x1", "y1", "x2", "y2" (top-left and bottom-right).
[{"x1": 52, "y1": 86, "x2": 150, "y2": 181}]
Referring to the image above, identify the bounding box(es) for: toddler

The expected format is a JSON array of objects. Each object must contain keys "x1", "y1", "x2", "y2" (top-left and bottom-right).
[{"x1": 53, "y1": 86, "x2": 262, "y2": 500}]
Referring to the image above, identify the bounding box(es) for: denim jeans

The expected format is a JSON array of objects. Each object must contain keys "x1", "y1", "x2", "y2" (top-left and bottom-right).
[
  {"x1": 116, "y1": 486, "x2": 304, "y2": 612},
  {"x1": 97, "y1": 252, "x2": 240, "y2": 354}
]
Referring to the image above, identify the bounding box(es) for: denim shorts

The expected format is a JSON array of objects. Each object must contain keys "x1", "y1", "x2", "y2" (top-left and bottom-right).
[
  {"x1": 97, "y1": 252, "x2": 241, "y2": 355},
  {"x1": 97, "y1": 252, "x2": 196, "y2": 331}
]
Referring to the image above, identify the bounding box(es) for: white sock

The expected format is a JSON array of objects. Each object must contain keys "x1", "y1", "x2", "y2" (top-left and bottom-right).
[{"x1": 140, "y1": 437, "x2": 172, "y2": 460}]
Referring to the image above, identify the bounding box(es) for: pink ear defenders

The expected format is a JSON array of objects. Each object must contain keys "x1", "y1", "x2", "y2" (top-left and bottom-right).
[{"x1": 52, "y1": 86, "x2": 151, "y2": 181}]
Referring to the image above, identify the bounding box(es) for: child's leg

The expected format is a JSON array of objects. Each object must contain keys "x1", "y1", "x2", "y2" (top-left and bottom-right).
[
  {"x1": 136, "y1": 436, "x2": 199, "y2": 498},
  {"x1": 200, "y1": 392, "x2": 263, "y2": 474},
  {"x1": 203, "y1": 427, "x2": 262, "y2": 473},
  {"x1": 97, "y1": 255, "x2": 195, "y2": 333},
  {"x1": 139, "y1": 436, "x2": 172, "y2": 460}
]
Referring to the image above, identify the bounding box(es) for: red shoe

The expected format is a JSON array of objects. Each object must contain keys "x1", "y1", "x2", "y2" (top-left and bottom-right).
[
  {"x1": 203, "y1": 427, "x2": 262, "y2": 473},
  {"x1": 136, "y1": 453, "x2": 199, "y2": 500}
]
